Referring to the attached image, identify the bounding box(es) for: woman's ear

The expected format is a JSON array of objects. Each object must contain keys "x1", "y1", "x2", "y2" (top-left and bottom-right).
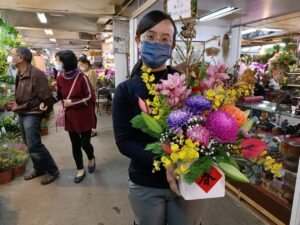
[
  {"x1": 135, "y1": 35, "x2": 141, "y2": 46},
  {"x1": 171, "y1": 42, "x2": 176, "y2": 50}
]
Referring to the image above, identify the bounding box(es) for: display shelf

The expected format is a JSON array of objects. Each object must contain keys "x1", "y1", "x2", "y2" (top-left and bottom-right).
[
  {"x1": 287, "y1": 72, "x2": 300, "y2": 75},
  {"x1": 238, "y1": 101, "x2": 300, "y2": 120},
  {"x1": 253, "y1": 128, "x2": 300, "y2": 147},
  {"x1": 226, "y1": 181, "x2": 290, "y2": 225},
  {"x1": 287, "y1": 84, "x2": 300, "y2": 88}
]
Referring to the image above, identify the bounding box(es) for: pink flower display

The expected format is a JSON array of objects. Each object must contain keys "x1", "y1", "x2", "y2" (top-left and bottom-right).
[
  {"x1": 200, "y1": 64, "x2": 230, "y2": 91},
  {"x1": 156, "y1": 73, "x2": 191, "y2": 107},
  {"x1": 186, "y1": 125, "x2": 210, "y2": 146},
  {"x1": 205, "y1": 110, "x2": 238, "y2": 143}
]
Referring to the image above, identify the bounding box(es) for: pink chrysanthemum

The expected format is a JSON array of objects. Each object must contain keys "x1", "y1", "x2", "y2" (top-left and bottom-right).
[
  {"x1": 205, "y1": 110, "x2": 238, "y2": 143},
  {"x1": 186, "y1": 125, "x2": 210, "y2": 147},
  {"x1": 156, "y1": 73, "x2": 191, "y2": 107}
]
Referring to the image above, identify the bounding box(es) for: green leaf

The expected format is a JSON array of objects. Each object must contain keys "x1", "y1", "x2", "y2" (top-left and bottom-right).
[
  {"x1": 183, "y1": 156, "x2": 213, "y2": 184},
  {"x1": 145, "y1": 142, "x2": 164, "y2": 155},
  {"x1": 131, "y1": 115, "x2": 160, "y2": 138}
]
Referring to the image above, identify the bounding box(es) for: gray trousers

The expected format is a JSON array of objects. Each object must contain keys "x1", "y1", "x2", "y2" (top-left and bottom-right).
[{"x1": 128, "y1": 180, "x2": 203, "y2": 225}]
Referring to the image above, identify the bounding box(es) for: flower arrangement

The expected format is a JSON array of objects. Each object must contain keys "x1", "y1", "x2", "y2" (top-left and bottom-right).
[{"x1": 131, "y1": 65, "x2": 281, "y2": 190}]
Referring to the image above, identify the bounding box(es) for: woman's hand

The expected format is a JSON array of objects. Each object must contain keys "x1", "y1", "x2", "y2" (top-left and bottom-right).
[
  {"x1": 39, "y1": 102, "x2": 48, "y2": 111},
  {"x1": 63, "y1": 99, "x2": 72, "y2": 107},
  {"x1": 166, "y1": 164, "x2": 181, "y2": 196}
]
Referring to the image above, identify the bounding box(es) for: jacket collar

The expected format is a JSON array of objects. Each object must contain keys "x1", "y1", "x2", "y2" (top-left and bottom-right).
[{"x1": 18, "y1": 64, "x2": 32, "y2": 78}]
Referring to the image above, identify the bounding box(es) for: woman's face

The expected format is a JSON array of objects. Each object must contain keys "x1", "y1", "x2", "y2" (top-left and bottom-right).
[
  {"x1": 135, "y1": 19, "x2": 175, "y2": 49},
  {"x1": 78, "y1": 61, "x2": 88, "y2": 71}
]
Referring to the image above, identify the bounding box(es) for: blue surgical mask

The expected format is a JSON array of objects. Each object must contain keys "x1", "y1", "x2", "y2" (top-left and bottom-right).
[{"x1": 140, "y1": 41, "x2": 172, "y2": 68}]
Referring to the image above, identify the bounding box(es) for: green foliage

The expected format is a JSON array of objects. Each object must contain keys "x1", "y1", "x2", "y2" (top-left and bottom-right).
[
  {"x1": 131, "y1": 115, "x2": 161, "y2": 138},
  {"x1": 11, "y1": 149, "x2": 28, "y2": 167},
  {"x1": 183, "y1": 156, "x2": 213, "y2": 184},
  {"x1": 40, "y1": 118, "x2": 48, "y2": 128},
  {"x1": 0, "y1": 147, "x2": 13, "y2": 172},
  {"x1": 156, "y1": 95, "x2": 172, "y2": 130},
  {"x1": 145, "y1": 142, "x2": 165, "y2": 155}
]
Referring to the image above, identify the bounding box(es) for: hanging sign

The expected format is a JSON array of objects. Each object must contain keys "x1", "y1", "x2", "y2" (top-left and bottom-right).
[{"x1": 167, "y1": 0, "x2": 197, "y2": 20}]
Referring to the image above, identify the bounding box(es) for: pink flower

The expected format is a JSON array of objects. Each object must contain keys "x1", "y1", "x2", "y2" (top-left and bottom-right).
[
  {"x1": 138, "y1": 97, "x2": 151, "y2": 115},
  {"x1": 241, "y1": 139, "x2": 267, "y2": 158},
  {"x1": 186, "y1": 125, "x2": 210, "y2": 146},
  {"x1": 200, "y1": 64, "x2": 230, "y2": 91},
  {"x1": 156, "y1": 73, "x2": 191, "y2": 107}
]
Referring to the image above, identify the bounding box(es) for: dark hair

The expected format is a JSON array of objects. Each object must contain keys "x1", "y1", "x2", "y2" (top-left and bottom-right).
[
  {"x1": 130, "y1": 10, "x2": 177, "y2": 77},
  {"x1": 78, "y1": 55, "x2": 91, "y2": 67},
  {"x1": 15, "y1": 46, "x2": 32, "y2": 63},
  {"x1": 55, "y1": 50, "x2": 78, "y2": 72}
]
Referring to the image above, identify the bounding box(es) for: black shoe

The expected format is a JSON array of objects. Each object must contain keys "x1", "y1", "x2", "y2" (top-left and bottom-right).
[
  {"x1": 74, "y1": 171, "x2": 85, "y2": 183},
  {"x1": 24, "y1": 170, "x2": 45, "y2": 181},
  {"x1": 88, "y1": 157, "x2": 96, "y2": 173},
  {"x1": 91, "y1": 131, "x2": 97, "y2": 137},
  {"x1": 41, "y1": 171, "x2": 60, "y2": 185}
]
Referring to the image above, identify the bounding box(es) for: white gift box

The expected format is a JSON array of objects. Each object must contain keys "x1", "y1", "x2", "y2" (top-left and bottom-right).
[{"x1": 179, "y1": 165, "x2": 225, "y2": 200}]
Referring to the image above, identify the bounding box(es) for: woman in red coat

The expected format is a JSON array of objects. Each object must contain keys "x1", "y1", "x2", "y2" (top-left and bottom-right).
[{"x1": 54, "y1": 50, "x2": 96, "y2": 183}]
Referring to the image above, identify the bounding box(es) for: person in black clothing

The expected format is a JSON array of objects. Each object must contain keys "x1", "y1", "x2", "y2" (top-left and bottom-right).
[{"x1": 112, "y1": 10, "x2": 203, "y2": 225}]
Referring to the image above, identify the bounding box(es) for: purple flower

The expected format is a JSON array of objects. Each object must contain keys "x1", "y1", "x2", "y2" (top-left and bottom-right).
[
  {"x1": 186, "y1": 125, "x2": 210, "y2": 146},
  {"x1": 167, "y1": 109, "x2": 191, "y2": 129},
  {"x1": 205, "y1": 110, "x2": 238, "y2": 143},
  {"x1": 185, "y1": 95, "x2": 212, "y2": 115}
]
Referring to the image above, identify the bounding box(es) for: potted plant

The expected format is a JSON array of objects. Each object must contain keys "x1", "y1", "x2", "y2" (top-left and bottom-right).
[
  {"x1": 40, "y1": 118, "x2": 48, "y2": 136},
  {"x1": 0, "y1": 147, "x2": 13, "y2": 184},
  {"x1": 11, "y1": 149, "x2": 28, "y2": 176}
]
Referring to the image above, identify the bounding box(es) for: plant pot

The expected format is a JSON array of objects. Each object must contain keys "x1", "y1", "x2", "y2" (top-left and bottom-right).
[
  {"x1": 0, "y1": 169, "x2": 13, "y2": 184},
  {"x1": 12, "y1": 164, "x2": 26, "y2": 176},
  {"x1": 40, "y1": 127, "x2": 48, "y2": 136}
]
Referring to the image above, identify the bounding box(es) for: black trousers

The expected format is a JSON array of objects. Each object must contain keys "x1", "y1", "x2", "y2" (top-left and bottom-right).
[{"x1": 68, "y1": 130, "x2": 94, "y2": 170}]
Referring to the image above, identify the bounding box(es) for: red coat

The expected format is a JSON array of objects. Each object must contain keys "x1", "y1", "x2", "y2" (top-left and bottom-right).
[{"x1": 56, "y1": 72, "x2": 96, "y2": 132}]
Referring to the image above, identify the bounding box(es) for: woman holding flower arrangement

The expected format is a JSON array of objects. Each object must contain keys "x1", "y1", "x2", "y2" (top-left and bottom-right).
[{"x1": 112, "y1": 10, "x2": 203, "y2": 225}]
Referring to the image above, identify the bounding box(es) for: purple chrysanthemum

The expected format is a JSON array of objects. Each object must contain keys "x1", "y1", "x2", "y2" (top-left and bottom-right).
[
  {"x1": 167, "y1": 109, "x2": 191, "y2": 129},
  {"x1": 185, "y1": 95, "x2": 212, "y2": 115},
  {"x1": 205, "y1": 110, "x2": 238, "y2": 143},
  {"x1": 186, "y1": 125, "x2": 210, "y2": 146}
]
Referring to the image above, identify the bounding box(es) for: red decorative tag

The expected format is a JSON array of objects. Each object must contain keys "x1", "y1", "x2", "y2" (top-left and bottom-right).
[{"x1": 195, "y1": 166, "x2": 222, "y2": 193}]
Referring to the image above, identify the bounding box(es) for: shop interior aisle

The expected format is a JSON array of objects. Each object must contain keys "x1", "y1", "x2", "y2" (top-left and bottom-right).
[{"x1": 0, "y1": 109, "x2": 269, "y2": 225}]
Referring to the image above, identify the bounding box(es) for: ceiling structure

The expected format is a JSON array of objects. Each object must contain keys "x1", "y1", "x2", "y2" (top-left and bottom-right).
[
  {"x1": 196, "y1": 0, "x2": 300, "y2": 47},
  {"x1": 0, "y1": 0, "x2": 137, "y2": 55},
  {"x1": 0, "y1": 0, "x2": 300, "y2": 54}
]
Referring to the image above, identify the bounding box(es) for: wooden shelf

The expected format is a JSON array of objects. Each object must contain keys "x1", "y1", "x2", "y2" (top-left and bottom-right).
[
  {"x1": 288, "y1": 84, "x2": 300, "y2": 87},
  {"x1": 226, "y1": 181, "x2": 291, "y2": 225}
]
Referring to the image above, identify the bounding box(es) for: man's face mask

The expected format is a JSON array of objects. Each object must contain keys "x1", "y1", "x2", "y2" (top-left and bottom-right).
[{"x1": 140, "y1": 41, "x2": 172, "y2": 68}]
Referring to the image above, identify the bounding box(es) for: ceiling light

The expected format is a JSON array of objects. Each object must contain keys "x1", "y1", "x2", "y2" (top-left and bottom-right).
[
  {"x1": 261, "y1": 28, "x2": 283, "y2": 32},
  {"x1": 50, "y1": 38, "x2": 56, "y2": 42},
  {"x1": 199, "y1": 7, "x2": 240, "y2": 21},
  {"x1": 241, "y1": 28, "x2": 257, "y2": 35},
  {"x1": 44, "y1": 29, "x2": 53, "y2": 35},
  {"x1": 37, "y1": 13, "x2": 47, "y2": 24},
  {"x1": 105, "y1": 37, "x2": 113, "y2": 43}
]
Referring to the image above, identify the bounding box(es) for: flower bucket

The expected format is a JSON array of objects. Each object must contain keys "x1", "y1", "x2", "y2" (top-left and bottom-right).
[
  {"x1": 40, "y1": 128, "x2": 48, "y2": 136},
  {"x1": 12, "y1": 164, "x2": 26, "y2": 177},
  {"x1": 179, "y1": 165, "x2": 225, "y2": 200},
  {"x1": 0, "y1": 169, "x2": 13, "y2": 184}
]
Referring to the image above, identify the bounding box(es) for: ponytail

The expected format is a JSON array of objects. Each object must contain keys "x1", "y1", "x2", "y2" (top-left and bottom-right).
[{"x1": 130, "y1": 59, "x2": 143, "y2": 78}]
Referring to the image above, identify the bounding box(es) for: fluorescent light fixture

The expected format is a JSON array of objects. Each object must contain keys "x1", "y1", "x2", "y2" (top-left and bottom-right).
[
  {"x1": 261, "y1": 28, "x2": 283, "y2": 32},
  {"x1": 37, "y1": 13, "x2": 47, "y2": 24},
  {"x1": 241, "y1": 28, "x2": 257, "y2": 35},
  {"x1": 199, "y1": 7, "x2": 240, "y2": 21},
  {"x1": 50, "y1": 38, "x2": 56, "y2": 42},
  {"x1": 105, "y1": 37, "x2": 113, "y2": 43},
  {"x1": 44, "y1": 29, "x2": 53, "y2": 35}
]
